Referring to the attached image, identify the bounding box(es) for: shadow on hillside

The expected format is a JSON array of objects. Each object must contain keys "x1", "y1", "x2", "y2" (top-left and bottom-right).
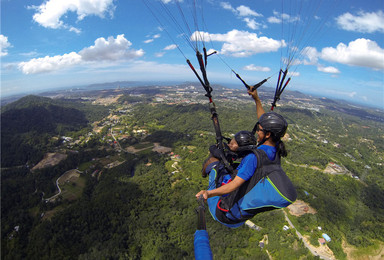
[{"x1": 144, "y1": 130, "x2": 192, "y2": 147}]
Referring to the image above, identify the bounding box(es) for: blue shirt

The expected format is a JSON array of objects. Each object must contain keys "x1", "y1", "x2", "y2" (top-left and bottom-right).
[
  {"x1": 206, "y1": 144, "x2": 295, "y2": 228},
  {"x1": 236, "y1": 145, "x2": 277, "y2": 181}
]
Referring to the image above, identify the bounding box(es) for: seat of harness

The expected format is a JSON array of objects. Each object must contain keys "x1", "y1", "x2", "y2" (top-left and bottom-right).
[{"x1": 215, "y1": 149, "x2": 286, "y2": 224}]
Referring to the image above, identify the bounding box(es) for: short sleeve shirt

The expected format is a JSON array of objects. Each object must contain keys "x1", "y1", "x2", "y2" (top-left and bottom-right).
[{"x1": 236, "y1": 145, "x2": 277, "y2": 181}]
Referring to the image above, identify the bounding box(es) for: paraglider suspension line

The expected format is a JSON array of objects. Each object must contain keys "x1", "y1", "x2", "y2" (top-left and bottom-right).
[{"x1": 272, "y1": 69, "x2": 291, "y2": 110}]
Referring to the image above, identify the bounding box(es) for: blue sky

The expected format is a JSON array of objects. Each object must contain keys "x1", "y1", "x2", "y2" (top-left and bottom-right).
[{"x1": 1, "y1": 0, "x2": 383, "y2": 108}]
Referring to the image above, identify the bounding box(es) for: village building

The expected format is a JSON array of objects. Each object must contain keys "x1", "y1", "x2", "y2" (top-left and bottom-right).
[
  {"x1": 322, "y1": 233, "x2": 331, "y2": 242},
  {"x1": 245, "y1": 220, "x2": 261, "y2": 231}
]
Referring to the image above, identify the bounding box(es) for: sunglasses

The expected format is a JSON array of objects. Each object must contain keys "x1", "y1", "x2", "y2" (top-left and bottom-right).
[{"x1": 255, "y1": 122, "x2": 265, "y2": 132}]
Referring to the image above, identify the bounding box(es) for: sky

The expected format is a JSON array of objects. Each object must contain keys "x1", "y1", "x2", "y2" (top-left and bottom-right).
[{"x1": 1, "y1": 0, "x2": 383, "y2": 109}]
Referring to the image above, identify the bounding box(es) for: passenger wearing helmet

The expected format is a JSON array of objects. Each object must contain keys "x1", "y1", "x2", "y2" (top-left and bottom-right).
[{"x1": 196, "y1": 88, "x2": 296, "y2": 228}]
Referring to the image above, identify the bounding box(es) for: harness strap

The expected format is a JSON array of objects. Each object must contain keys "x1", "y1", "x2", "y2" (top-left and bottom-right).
[
  {"x1": 219, "y1": 149, "x2": 282, "y2": 223},
  {"x1": 217, "y1": 199, "x2": 229, "y2": 212}
]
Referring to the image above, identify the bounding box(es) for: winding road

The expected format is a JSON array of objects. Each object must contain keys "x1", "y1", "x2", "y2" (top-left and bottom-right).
[
  {"x1": 44, "y1": 175, "x2": 63, "y2": 202},
  {"x1": 44, "y1": 169, "x2": 81, "y2": 202},
  {"x1": 284, "y1": 211, "x2": 334, "y2": 260}
]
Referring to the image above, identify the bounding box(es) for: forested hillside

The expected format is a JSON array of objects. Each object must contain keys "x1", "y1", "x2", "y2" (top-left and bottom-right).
[
  {"x1": 1, "y1": 95, "x2": 110, "y2": 167},
  {"x1": 1, "y1": 87, "x2": 383, "y2": 259}
]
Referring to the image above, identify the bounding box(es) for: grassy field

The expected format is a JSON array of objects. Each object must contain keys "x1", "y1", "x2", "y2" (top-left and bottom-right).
[
  {"x1": 59, "y1": 171, "x2": 86, "y2": 201},
  {"x1": 343, "y1": 240, "x2": 384, "y2": 260}
]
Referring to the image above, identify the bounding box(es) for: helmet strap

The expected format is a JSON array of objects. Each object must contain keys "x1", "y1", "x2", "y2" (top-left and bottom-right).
[
  {"x1": 257, "y1": 137, "x2": 267, "y2": 147},
  {"x1": 257, "y1": 131, "x2": 272, "y2": 147}
]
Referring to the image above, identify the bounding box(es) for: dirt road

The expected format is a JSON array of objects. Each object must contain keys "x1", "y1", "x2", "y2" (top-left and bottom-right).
[
  {"x1": 44, "y1": 169, "x2": 81, "y2": 202},
  {"x1": 284, "y1": 211, "x2": 335, "y2": 260}
]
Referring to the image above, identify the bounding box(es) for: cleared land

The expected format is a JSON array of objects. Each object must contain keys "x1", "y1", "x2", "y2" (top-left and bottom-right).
[
  {"x1": 32, "y1": 153, "x2": 67, "y2": 171},
  {"x1": 287, "y1": 200, "x2": 317, "y2": 216}
]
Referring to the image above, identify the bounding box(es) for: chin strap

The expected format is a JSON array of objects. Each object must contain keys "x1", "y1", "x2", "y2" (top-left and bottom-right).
[{"x1": 257, "y1": 137, "x2": 267, "y2": 147}]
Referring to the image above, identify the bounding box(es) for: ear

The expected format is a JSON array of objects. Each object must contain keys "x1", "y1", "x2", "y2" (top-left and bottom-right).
[{"x1": 265, "y1": 132, "x2": 272, "y2": 139}]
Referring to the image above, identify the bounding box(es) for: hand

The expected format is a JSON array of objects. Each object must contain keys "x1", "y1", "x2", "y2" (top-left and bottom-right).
[
  {"x1": 196, "y1": 190, "x2": 209, "y2": 200},
  {"x1": 247, "y1": 87, "x2": 259, "y2": 101}
]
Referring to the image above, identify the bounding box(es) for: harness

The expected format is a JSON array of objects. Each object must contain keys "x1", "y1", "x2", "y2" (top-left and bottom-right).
[{"x1": 214, "y1": 149, "x2": 296, "y2": 224}]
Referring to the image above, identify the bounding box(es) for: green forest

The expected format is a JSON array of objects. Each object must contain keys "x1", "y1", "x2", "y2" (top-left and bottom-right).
[{"x1": 1, "y1": 89, "x2": 383, "y2": 259}]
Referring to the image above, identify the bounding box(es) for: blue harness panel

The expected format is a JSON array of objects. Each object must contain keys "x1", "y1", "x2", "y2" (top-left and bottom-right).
[
  {"x1": 225, "y1": 177, "x2": 293, "y2": 222},
  {"x1": 206, "y1": 147, "x2": 296, "y2": 228}
]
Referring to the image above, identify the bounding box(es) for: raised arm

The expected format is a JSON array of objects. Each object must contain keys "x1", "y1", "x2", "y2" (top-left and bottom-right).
[{"x1": 248, "y1": 88, "x2": 265, "y2": 120}]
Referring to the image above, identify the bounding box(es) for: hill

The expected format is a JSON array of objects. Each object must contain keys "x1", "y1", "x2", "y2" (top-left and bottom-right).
[
  {"x1": 1, "y1": 95, "x2": 88, "y2": 134},
  {"x1": 1, "y1": 85, "x2": 383, "y2": 259},
  {"x1": 1, "y1": 95, "x2": 109, "y2": 167}
]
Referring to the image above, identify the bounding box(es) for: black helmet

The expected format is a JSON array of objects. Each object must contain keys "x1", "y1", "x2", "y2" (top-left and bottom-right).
[
  {"x1": 258, "y1": 112, "x2": 288, "y2": 139},
  {"x1": 234, "y1": 130, "x2": 257, "y2": 147}
]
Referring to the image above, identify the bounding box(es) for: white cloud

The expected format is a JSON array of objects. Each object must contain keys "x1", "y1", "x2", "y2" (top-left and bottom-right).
[
  {"x1": 336, "y1": 10, "x2": 384, "y2": 33},
  {"x1": 18, "y1": 35, "x2": 144, "y2": 74},
  {"x1": 153, "y1": 44, "x2": 177, "y2": 57},
  {"x1": 282, "y1": 57, "x2": 302, "y2": 67},
  {"x1": 220, "y1": 3, "x2": 261, "y2": 17},
  {"x1": 236, "y1": 5, "x2": 262, "y2": 17},
  {"x1": 243, "y1": 64, "x2": 271, "y2": 72},
  {"x1": 323, "y1": 89, "x2": 358, "y2": 98},
  {"x1": 243, "y1": 18, "x2": 261, "y2": 30},
  {"x1": 317, "y1": 66, "x2": 340, "y2": 74},
  {"x1": 321, "y1": 38, "x2": 384, "y2": 70},
  {"x1": 164, "y1": 44, "x2": 177, "y2": 51},
  {"x1": 69, "y1": 27, "x2": 82, "y2": 34},
  {"x1": 302, "y1": 46, "x2": 319, "y2": 65},
  {"x1": 298, "y1": 40, "x2": 383, "y2": 72},
  {"x1": 268, "y1": 11, "x2": 300, "y2": 24},
  {"x1": 0, "y1": 35, "x2": 11, "y2": 57},
  {"x1": 191, "y1": 30, "x2": 284, "y2": 57},
  {"x1": 220, "y1": 2, "x2": 236, "y2": 13},
  {"x1": 155, "y1": 52, "x2": 165, "y2": 57},
  {"x1": 144, "y1": 39, "x2": 154, "y2": 44},
  {"x1": 144, "y1": 33, "x2": 161, "y2": 44},
  {"x1": 220, "y1": 2, "x2": 262, "y2": 29},
  {"x1": 153, "y1": 44, "x2": 177, "y2": 58},
  {"x1": 80, "y1": 35, "x2": 144, "y2": 61},
  {"x1": 31, "y1": 0, "x2": 115, "y2": 31},
  {"x1": 267, "y1": 16, "x2": 281, "y2": 24},
  {"x1": 20, "y1": 51, "x2": 39, "y2": 57},
  {"x1": 288, "y1": 71, "x2": 300, "y2": 77},
  {"x1": 18, "y1": 52, "x2": 82, "y2": 74}
]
